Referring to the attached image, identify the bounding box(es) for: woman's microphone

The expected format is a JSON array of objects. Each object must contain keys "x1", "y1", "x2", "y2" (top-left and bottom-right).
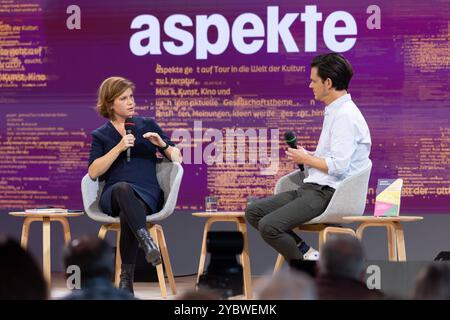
[
  {"x1": 125, "y1": 117, "x2": 135, "y2": 162},
  {"x1": 284, "y1": 131, "x2": 304, "y2": 172}
]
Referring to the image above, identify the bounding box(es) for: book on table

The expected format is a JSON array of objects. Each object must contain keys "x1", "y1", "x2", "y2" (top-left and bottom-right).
[
  {"x1": 25, "y1": 207, "x2": 68, "y2": 214},
  {"x1": 374, "y1": 178, "x2": 403, "y2": 217}
]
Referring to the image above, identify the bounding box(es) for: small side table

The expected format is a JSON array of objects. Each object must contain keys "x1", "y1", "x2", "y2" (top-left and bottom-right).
[
  {"x1": 8, "y1": 211, "x2": 84, "y2": 284},
  {"x1": 192, "y1": 211, "x2": 253, "y2": 299},
  {"x1": 342, "y1": 216, "x2": 423, "y2": 261}
]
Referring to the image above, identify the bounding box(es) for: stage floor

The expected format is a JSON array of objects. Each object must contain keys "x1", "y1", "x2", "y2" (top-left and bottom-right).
[{"x1": 50, "y1": 273, "x2": 256, "y2": 300}]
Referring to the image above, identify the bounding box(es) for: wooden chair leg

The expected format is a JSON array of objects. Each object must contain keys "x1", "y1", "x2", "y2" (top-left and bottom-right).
[
  {"x1": 322, "y1": 226, "x2": 356, "y2": 242},
  {"x1": 272, "y1": 225, "x2": 357, "y2": 275},
  {"x1": 318, "y1": 229, "x2": 327, "y2": 251},
  {"x1": 237, "y1": 218, "x2": 253, "y2": 300},
  {"x1": 273, "y1": 254, "x2": 285, "y2": 274},
  {"x1": 114, "y1": 228, "x2": 121, "y2": 287},
  {"x1": 150, "y1": 226, "x2": 167, "y2": 299},
  {"x1": 196, "y1": 218, "x2": 214, "y2": 284},
  {"x1": 155, "y1": 225, "x2": 177, "y2": 295},
  {"x1": 356, "y1": 223, "x2": 366, "y2": 241},
  {"x1": 98, "y1": 225, "x2": 108, "y2": 239}
]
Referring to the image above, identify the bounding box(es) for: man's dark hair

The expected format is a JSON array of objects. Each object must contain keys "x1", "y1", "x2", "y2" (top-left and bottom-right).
[
  {"x1": 311, "y1": 53, "x2": 354, "y2": 90},
  {"x1": 413, "y1": 263, "x2": 450, "y2": 300},
  {"x1": 0, "y1": 236, "x2": 48, "y2": 299},
  {"x1": 319, "y1": 234, "x2": 364, "y2": 280},
  {"x1": 63, "y1": 235, "x2": 114, "y2": 281}
]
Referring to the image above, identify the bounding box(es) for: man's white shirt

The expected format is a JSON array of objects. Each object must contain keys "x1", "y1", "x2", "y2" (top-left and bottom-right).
[{"x1": 304, "y1": 94, "x2": 372, "y2": 189}]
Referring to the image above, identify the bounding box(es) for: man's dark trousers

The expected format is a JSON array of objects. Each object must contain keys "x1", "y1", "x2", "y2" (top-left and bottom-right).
[{"x1": 245, "y1": 182, "x2": 335, "y2": 260}]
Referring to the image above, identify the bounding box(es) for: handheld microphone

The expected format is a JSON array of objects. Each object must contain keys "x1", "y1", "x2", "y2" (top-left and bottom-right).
[
  {"x1": 284, "y1": 131, "x2": 304, "y2": 172},
  {"x1": 124, "y1": 117, "x2": 135, "y2": 163}
]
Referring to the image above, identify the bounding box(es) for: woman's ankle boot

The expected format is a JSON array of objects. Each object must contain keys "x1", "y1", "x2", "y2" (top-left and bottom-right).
[
  {"x1": 119, "y1": 264, "x2": 135, "y2": 295},
  {"x1": 135, "y1": 228, "x2": 162, "y2": 266}
]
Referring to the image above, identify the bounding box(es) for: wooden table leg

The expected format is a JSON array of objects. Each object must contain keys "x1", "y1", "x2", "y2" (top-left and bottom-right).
[
  {"x1": 42, "y1": 217, "x2": 51, "y2": 284},
  {"x1": 355, "y1": 221, "x2": 408, "y2": 262},
  {"x1": 54, "y1": 217, "x2": 71, "y2": 245},
  {"x1": 21, "y1": 217, "x2": 40, "y2": 249},
  {"x1": 196, "y1": 218, "x2": 214, "y2": 284},
  {"x1": 387, "y1": 224, "x2": 398, "y2": 261},
  {"x1": 394, "y1": 222, "x2": 406, "y2": 261},
  {"x1": 237, "y1": 218, "x2": 253, "y2": 300}
]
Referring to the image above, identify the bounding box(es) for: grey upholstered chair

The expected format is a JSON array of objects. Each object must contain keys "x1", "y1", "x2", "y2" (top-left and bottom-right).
[
  {"x1": 81, "y1": 160, "x2": 183, "y2": 298},
  {"x1": 273, "y1": 160, "x2": 372, "y2": 272}
]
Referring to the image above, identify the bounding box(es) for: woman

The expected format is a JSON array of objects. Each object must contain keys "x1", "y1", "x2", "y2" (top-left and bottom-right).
[{"x1": 88, "y1": 76, "x2": 182, "y2": 294}]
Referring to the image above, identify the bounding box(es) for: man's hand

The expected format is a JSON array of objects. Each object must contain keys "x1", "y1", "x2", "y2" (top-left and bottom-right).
[
  {"x1": 286, "y1": 147, "x2": 329, "y2": 174},
  {"x1": 285, "y1": 147, "x2": 309, "y2": 165}
]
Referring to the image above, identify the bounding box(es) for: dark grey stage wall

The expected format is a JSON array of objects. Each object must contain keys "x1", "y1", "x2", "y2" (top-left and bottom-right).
[{"x1": 1, "y1": 210, "x2": 449, "y2": 275}]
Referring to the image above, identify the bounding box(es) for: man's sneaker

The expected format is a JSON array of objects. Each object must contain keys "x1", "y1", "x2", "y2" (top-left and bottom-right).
[{"x1": 303, "y1": 247, "x2": 320, "y2": 261}]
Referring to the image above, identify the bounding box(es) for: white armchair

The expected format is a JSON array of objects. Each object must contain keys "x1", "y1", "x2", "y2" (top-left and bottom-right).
[
  {"x1": 273, "y1": 161, "x2": 372, "y2": 272},
  {"x1": 81, "y1": 160, "x2": 183, "y2": 298}
]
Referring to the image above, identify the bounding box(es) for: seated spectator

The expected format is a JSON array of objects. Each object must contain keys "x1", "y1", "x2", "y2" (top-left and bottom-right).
[
  {"x1": 316, "y1": 234, "x2": 384, "y2": 300},
  {"x1": 255, "y1": 269, "x2": 317, "y2": 300},
  {"x1": 412, "y1": 262, "x2": 450, "y2": 300},
  {"x1": 62, "y1": 235, "x2": 135, "y2": 300},
  {"x1": 177, "y1": 288, "x2": 221, "y2": 300},
  {"x1": 0, "y1": 236, "x2": 48, "y2": 300}
]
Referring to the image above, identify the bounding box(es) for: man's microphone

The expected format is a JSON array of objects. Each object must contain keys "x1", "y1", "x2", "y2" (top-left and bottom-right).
[
  {"x1": 124, "y1": 117, "x2": 135, "y2": 163},
  {"x1": 284, "y1": 131, "x2": 304, "y2": 172}
]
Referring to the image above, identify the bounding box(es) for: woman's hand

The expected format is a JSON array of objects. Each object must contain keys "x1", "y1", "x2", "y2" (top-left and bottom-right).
[
  {"x1": 117, "y1": 134, "x2": 135, "y2": 152},
  {"x1": 89, "y1": 134, "x2": 135, "y2": 180},
  {"x1": 143, "y1": 132, "x2": 166, "y2": 148}
]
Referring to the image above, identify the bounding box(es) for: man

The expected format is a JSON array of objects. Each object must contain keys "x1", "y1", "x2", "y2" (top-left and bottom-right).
[
  {"x1": 255, "y1": 269, "x2": 317, "y2": 300},
  {"x1": 245, "y1": 53, "x2": 371, "y2": 262},
  {"x1": 62, "y1": 235, "x2": 135, "y2": 300},
  {"x1": 412, "y1": 262, "x2": 450, "y2": 300},
  {"x1": 0, "y1": 236, "x2": 48, "y2": 300},
  {"x1": 316, "y1": 235, "x2": 384, "y2": 300}
]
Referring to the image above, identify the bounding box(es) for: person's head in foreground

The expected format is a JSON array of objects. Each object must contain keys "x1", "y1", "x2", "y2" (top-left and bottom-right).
[
  {"x1": 319, "y1": 234, "x2": 365, "y2": 281},
  {"x1": 255, "y1": 269, "x2": 317, "y2": 300},
  {"x1": 63, "y1": 235, "x2": 115, "y2": 284},
  {"x1": 62, "y1": 235, "x2": 134, "y2": 300},
  {"x1": 316, "y1": 234, "x2": 384, "y2": 300},
  {"x1": 0, "y1": 236, "x2": 48, "y2": 300},
  {"x1": 177, "y1": 288, "x2": 222, "y2": 300},
  {"x1": 412, "y1": 262, "x2": 450, "y2": 300}
]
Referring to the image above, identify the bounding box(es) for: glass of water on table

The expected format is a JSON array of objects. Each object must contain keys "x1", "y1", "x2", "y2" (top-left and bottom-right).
[{"x1": 205, "y1": 196, "x2": 218, "y2": 212}]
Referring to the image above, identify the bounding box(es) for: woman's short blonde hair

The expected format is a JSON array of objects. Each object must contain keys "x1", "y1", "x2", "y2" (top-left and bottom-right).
[{"x1": 96, "y1": 76, "x2": 135, "y2": 119}]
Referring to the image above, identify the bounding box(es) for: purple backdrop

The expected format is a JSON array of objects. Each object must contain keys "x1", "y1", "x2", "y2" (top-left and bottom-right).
[{"x1": 0, "y1": 0, "x2": 449, "y2": 213}]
